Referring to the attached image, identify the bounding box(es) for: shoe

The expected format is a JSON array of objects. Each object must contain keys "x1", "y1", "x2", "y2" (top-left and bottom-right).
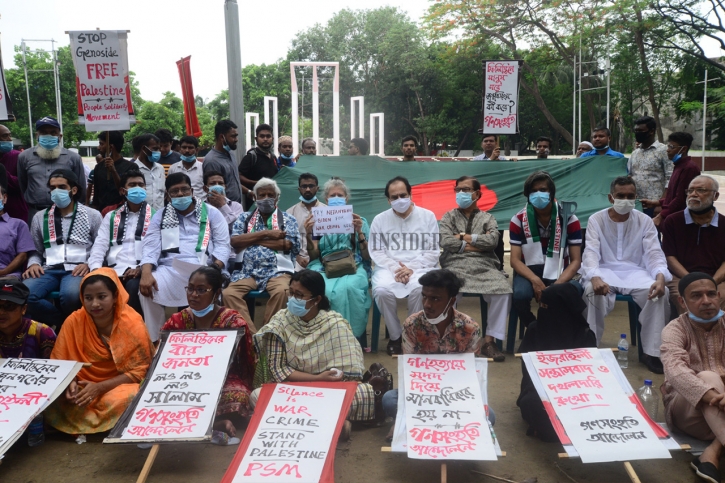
[
  {"x1": 480, "y1": 341, "x2": 505, "y2": 362},
  {"x1": 642, "y1": 355, "x2": 664, "y2": 374},
  {"x1": 387, "y1": 338, "x2": 402, "y2": 356},
  {"x1": 691, "y1": 457, "x2": 721, "y2": 483}
]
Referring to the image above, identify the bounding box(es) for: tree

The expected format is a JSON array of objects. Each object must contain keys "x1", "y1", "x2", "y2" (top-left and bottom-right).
[{"x1": 127, "y1": 91, "x2": 185, "y2": 145}]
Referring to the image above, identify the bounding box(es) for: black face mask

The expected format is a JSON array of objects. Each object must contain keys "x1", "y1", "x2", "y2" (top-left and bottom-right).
[{"x1": 634, "y1": 131, "x2": 650, "y2": 143}]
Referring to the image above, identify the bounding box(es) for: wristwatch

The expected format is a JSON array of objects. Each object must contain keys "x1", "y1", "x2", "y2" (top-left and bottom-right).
[{"x1": 358, "y1": 235, "x2": 367, "y2": 243}]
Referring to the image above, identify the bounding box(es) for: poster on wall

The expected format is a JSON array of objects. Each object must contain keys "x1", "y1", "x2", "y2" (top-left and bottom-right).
[{"x1": 482, "y1": 60, "x2": 521, "y2": 135}]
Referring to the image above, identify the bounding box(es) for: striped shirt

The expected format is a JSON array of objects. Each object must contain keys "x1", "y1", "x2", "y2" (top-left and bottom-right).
[{"x1": 509, "y1": 206, "x2": 582, "y2": 267}]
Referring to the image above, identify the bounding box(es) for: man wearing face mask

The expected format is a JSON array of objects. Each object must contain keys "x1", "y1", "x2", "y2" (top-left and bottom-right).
[
  {"x1": 89, "y1": 131, "x2": 135, "y2": 212},
  {"x1": 133, "y1": 133, "x2": 166, "y2": 212},
  {"x1": 509, "y1": 171, "x2": 583, "y2": 329},
  {"x1": 580, "y1": 127, "x2": 624, "y2": 158},
  {"x1": 439, "y1": 176, "x2": 511, "y2": 361},
  {"x1": 203, "y1": 120, "x2": 244, "y2": 206},
  {"x1": 286, "y1": 173, "x2": 325, "y2": 270},
  {"x1": 239, "y1": 124, "x2": 279, "y2": 206},
  {"x1": 276, "y1": 136, "x2": 296, "y2": 168},
  {"x1": 535, "y1": 136, "x2": 552, "y2": 159},
  {"x1": 154, "y1": 128, "x2": 181, "y2": 165},
  {"x1": 22, "y1": 169, "x2": 102, "y2": 330},
  {"x1": 168, "y1": 136, "x2": 205, "y2": 202},
  {"x1": 223, "y1": 178, "x2": 300, "y2": 331},
  {"x1": 580, "y1": 176, "x2": 671, "y2": 374},
  {"x1": 627, "y1": 116, "x2": 672, "y2": 217},
  {"x1": 203, "y1": 171, "x2": 244, "y2": 231},
  {"x1": 18, "y1": 117, "x2": 86, "y2": 225},
  {"x1": 641, "y1": 132, "x2": 700, "y2": 228},
  {"x1": 88, "y1": 170, "x2": 153, "y2": 317},
  {"x1": 370, "y1": 176, "x2": 440, "y2": 355},
  {"x1": 0, "y1": 124, "x2": 28, "y2": 221},
  {"x1": 661, "y1": 272, "x2": 725, "y2": 483},
  {"x1": 139, "y1": 173, "x2": 230, "y2": 341},
  {"x1": 662, "y1": 175, "x2": 725, "y2": 315}
]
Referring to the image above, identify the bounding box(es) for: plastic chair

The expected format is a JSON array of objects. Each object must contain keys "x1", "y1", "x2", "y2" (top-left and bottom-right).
[{"x1": 244, "y1": 290, "x2": 270, "y2": 321}]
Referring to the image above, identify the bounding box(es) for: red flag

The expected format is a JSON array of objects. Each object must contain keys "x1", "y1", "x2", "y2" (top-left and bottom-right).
[{"x1": 176, "y1": 56, "x2": 202, "y2": 137}]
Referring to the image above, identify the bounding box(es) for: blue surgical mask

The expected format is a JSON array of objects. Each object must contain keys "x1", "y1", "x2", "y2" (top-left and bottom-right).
[
  {"x1": 51, "y1": 188, "x2": 72, "y2": 209},
  {"x1": 38, "y1": 135, "x2": 59, "y2": 150},
  {"x1": 209, "y1": 185, "x2": 225, "y2": 196},
  {"x1": 171, "y1": 196, "x2": 193, "y2": 211},
  {"x1": 191, "y1": 302, "x2": 215, "y2": 318},
  {"x1": 222, "y1": 135, "x2": 234, "y2": 152},
  {"x1": 299, "y1": 195, "x2": 316, "y2": 204},
  {"x1": 671, "y1": 147, "x2": 684, "y2": 164},
  {"x1": 146, "y1": 150, "x2": 161, "y2": 163},
  {"x1": 279, "y1": 154, "x2": 296, "y2": 167},
  {"x1": 287, "y1": 296, "x2": 312, "y2": 317},
  {"x1": 0, "y1": 199, "x2": 4, "y2": 212},
  {"x1": 126, "y1": 187, "x2": 147, "y2": 205},
  {"x1": 180, "y1": 154, "x2": 196, "y2": 163},
  {"x1": 163, "y1": 150, "x2": 173, "y2": 158},
  {"x1": 456, "y1": 192, "x2": 474, "y2": 209},
  {"x1": 0, "y1": 141, "x2": 13, "y2": 153},
  {"x1": 529, "y1": 191, "x2": 550, "y2": 209},
  {"x1": 685, "y1": 303, "x2": 724, "y2": 323},
  {"x1": 327, "y1": 196, "x2": 346, "y2": 207}
]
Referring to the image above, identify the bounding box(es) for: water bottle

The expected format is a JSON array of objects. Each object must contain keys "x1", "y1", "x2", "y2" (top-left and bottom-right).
[
  {"x1": 27, "y1": 413, "x2": 45, "y2": 447},
  {"x1": 617, "y1": 334, "x2": 629, "y2": 369},
  {"x1": 637, "y1": 379, "x2": 660, "y2": 422}
]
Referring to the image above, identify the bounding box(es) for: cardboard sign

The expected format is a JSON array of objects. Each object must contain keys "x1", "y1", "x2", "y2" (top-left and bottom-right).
[
  {"x1": 223, "y1": 382, "x2": 357, "y2": 483},
  {"x1": 68, "y1": 30, "x2": 135, "y2": 131},
  {"x1": 311, "y1": 205, "x2": 353, "y2": 235},
  {"x1": 525, "y1": 348, "x2": 670, "y2": 463},
  {"x1": 482, "y1": 61, "x2": 520, "y2": 134},
  {"x1": 116, "y1": 331, "x2": 238, "y2": 442},
  {"x1": 0, "y1": 42, "x2": 14, "y2": 121},
  {"x1": 400, "y1": 353, "x2": 497, "y2": 460},
  {"x1": 0, "y1": 358, "x2": 82, "y2": 456}
]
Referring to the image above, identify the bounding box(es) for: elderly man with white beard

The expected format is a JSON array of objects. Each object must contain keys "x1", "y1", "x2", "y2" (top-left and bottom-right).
[
  {"x1": 662, "y1": 175, "x2": 725, "y2": 314},
  {"x1": 18, "y1": 117, "x2": 87, "y2": 224}
]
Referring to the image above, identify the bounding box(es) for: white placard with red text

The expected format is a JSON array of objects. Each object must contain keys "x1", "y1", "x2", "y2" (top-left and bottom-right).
[
  {"x1": 232, "y1": 384, "x2": 347, "y2": 482},
  {"x1": 402, "y1": 353, "x2": 496, "y2": 460},
  {"x1": 312, "y1": 205, "x2": 354, "y2": 235},
  {"x1": 530, "y1": 348, "x2": 670, "y2": 463},
  {"x1": 483, "y1": 61, "x2": 519, "y2": 134},
  {"x1": 120, "y1": 331, "x2": 237, "y2": 441}
]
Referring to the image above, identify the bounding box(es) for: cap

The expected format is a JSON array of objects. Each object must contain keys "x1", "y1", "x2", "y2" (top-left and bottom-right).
[
  {"x1": 0, "y1": 278, "x2": 30, "y2": 305},
  {"x1": 35, "y1": 116, "x2": 61, "y2": 130},
  {"x1": 644, "y1": 379, "x2": 653, "y2": 385},
  {"x1": 49, "y1": 168, "x2": 79, "y2": 187}
]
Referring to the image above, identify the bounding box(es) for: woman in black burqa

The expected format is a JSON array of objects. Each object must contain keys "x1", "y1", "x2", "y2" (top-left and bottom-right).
[{"x1": 516, "y1": 282, "x2": 596, "y2": 441}]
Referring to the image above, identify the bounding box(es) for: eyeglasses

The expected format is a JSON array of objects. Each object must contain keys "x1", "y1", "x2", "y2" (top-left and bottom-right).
[
  {"x1": 453, "y1": 187, "x2": 477, "y2": 193},
  {"x1": 184, "y1": 286, "x2": 214, "y2": 296},
  {"x1": 169, "y1": 188, "x2": 193, "y2": 197},
  {"x1": 686, "y1": 188, "x2": 715, "y2": 195},
  {"x1": 285, "y1": 289, "x2": 311, "y2": 300},
  {"x1": 0, "y1": 301, "x2": 21, "y2": 311},
  {"x1": 299, "y1": 184, "x2": 317, "y2": 190}
]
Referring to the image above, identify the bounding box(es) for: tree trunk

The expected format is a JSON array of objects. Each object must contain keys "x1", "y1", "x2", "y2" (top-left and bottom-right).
[
  {"x1": 633, "y1": 6, "x2": 664, "y2": 142},
  {"x1": 453, "y1": 116, "x2": 478, "y2": 157},
  {"x1": 520, "y1": 71, "x2": 573, "y2": 147}
]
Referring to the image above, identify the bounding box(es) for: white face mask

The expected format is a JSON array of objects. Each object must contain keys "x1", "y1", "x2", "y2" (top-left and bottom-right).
[
  {"x1": 391, "y1": 197, "x2": 411, "y2": 213},
  {"x1": 612, "y1": 199, "x2": 635, "y2": 215},
  {"x1": 424, "y1": 299, "x2": 452, "y2": 325}
]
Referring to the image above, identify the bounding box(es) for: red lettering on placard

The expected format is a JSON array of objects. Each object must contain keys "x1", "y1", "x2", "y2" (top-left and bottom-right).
[
  {"x1": 243, "y1": 462, "x2": 302, "y2": 478},
  {"x1": 273, "y1": 405, "x2": 312, "y2": 416}
]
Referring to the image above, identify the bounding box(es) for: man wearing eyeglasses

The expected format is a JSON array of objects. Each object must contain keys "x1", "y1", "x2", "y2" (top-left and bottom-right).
[
  {"x1": 138, "y1": 172, "x2": 230, "y2": 341},
  {"x1": 662, "y1": 175, "x2": 725, "y2": 314},
  {"x1": 286, "y1": 173, "x2": 325, "y2": 270},
  {"x1": 641, "y1": 132, "x2": 700, "y2": 229}
]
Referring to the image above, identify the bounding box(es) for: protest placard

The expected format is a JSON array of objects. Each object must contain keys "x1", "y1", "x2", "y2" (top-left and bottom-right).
[
  {"x1": 524, "y1": 348, "x2": 671, "y2": 463},
  {"x1": 67, "y1": 30, "x2": 135, "y2": 131},
  {"x1": 105, "y1": 330, "x2": 240, "y2": 443},
  {"x1": 0, "y1": 40, "x2": 15, "y2": 121},
  {"x1": 312, "y1": 205, "x2": 353, "y2": 235},
  {"x1": 0, "y1": 358, "x2": 83, "y2": 456},
  {"x1": 223, "y1": 382, "x2": 357, "y2": 483},
  {"x1": 482, "y1": 60, "x2": 520, "y2": 134}
]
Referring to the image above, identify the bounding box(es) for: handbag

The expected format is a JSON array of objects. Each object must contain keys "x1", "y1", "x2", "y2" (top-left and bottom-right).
[{"x1": 321, "y1": 233, "x2": 358, "y2": 279}]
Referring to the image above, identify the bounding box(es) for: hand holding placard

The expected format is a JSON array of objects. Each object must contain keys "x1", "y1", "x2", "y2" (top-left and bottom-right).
[{"x1": 311, "y1": 205, "x2": 354, "y2": 235}]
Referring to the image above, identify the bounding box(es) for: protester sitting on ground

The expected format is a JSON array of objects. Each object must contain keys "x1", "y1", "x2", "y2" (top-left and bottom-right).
[
  {"x1": 580, "y1": 126, "x2": 624, "y2": 158},
  {"x1": 641, "y1": 132, "x2": 701, "y2": 228},
  {"x1": 0, "y1": 185, "x2": 35, "y2": 278},
  {"x1": 661, "y1": 272, "x2": 725, "y2": 483},
  {"x1": 0, "y1": 277, "x2": 56, "y2": 358},
  {"x1": 252, "y1": 270, "x2": 384, "y2": 437},
  {"x1": 304, "y1": 177, "x2": 371, "y2": 343},
  {"x1": 88, "y1": 169, "x2": 153, "y2": 317},
  {"x1": 89, "y1": 131, "x2": 135, "y2": 213},
  {"x1": 370, "y1": 176, "x2": 440, "y2": 355},
  {"x1": 23, "y1": 169, "x2": 102, "y2": 330},
  {"x1": 155, "y1": 128, "x2": 181, "y2": 165},
  {"x1": 348, "y1": 138, "x2": 369, "y2": 156},
  {"x1": 516, "y1": 283, "x2": 596, "y2": 441},
  {"x1": 203, "y1": 170, "x2": 244, "y2": 232},
  {"x1": 473, "y1": 134, "x2": 507, "y2": 161},
  {"x1": 203, "y1": 120, "x2": 244, "y2": 206},
  {"x1": 223, "y1": 177, "x2": 300, "y2": 332},
  {"x1": 239, "y1": 124, "x2": 279, "y2": 204},
  {"x1": 381, "y1": 269, "x2": 494, "y2": 440},
  {"x1": 45, "y1": 268, "x2": 154, "y2": 435},
  {"x1": 286, "y1": 173, "x2": 325, "y2": 270},
  {"x1": 580, "y1": 176, "x2": 671, "y2": 374},
  {"x1": 576, "y1": 141, "x2": 594, "y2": 158},
  {"x1": 0, "y1": 124, "x2": 28, "y2": 221},
  {"x1": 161, "y1": 267, "x2": 255, "y2": 446},
  {"x1": 440, "y1": 176, "x2": 511, "y2": 361},
  {"x1": 628, "y1": 115, "x2": 671, "y2": 217},
  {"x1": 400, "y1": 135, "x2": 418, "y2": 161},
  {"x1": 168, "y1": 135, "x2": 205, "y2": 201},
  {"x1": 276, "y1": 135, "x2": 296, "y2": 168},
  {"x1": 139, "y1": 173, "x2": 230, "y2": 341},
  {"x1": 509, "y1": 171, "x2": 582, "y2": 328},
  {"x1": 662, "y1": 175, "x2": 725, "y2": 314},
  {"x1": 535, "y1": 136, "x2": 552, "y2": 159},
  {"x1": 133, "y1": 133, "x2": 166, "y2": 212}
]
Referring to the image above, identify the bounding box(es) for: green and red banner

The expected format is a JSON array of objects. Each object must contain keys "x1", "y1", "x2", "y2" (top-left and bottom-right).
[{"x1": 274, "y1": 156, "x2": 629, "y2": 228}]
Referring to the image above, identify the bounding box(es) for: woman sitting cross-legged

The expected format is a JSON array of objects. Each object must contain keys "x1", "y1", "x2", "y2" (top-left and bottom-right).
[
  {"x1": 45, "y1": 268, "x2": 155, "y2": 435},
  {"x1": 161, "y1": 266, "x2": 255, "y2": 445}
]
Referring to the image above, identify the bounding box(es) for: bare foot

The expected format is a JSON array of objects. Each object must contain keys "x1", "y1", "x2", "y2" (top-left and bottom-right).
[{"x1": 214, "y1": 418, "x2": 237, "y2": 437}]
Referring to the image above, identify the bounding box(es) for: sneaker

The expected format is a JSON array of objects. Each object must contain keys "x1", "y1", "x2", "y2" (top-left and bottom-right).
[
  {"x1": 642, "y1": 355, "x2": 664, "y2": 374},
  {"x1": 386, "y1": 338, "x2": 402, "y2": 356},
  {"x1": 480, "y1": 341, "x2": 505, "y2": 362},
  {"x1": 691, "y1": 457, "x2": 721, "y2": 483}
]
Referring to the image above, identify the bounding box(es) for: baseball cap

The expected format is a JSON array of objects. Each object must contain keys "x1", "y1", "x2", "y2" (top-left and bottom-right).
[
  {"x1": 35, "y1": 117, "x2": 61, "y2": 130},
  {"x1": 0, "y1": 278, "x2": 30, "y2": 305}
]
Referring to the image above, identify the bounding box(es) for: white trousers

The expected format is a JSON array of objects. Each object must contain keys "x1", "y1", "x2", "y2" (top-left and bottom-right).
[
  {"x1": 372, "y1": 269, "x2": 425, "y2": 341},
  {"x1": 139, "y1": 294, "x2": 167, "y2": 342},
  {"x1": 582, "y1": 283, "x2": 670, "y2": 357},
  {"x1": 455, "y1": 293, "x2": 511, "y2": 340}
]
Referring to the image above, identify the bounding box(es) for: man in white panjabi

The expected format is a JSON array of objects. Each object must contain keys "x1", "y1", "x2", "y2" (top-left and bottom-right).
[
  {"x1": 579, "y1": 176, "x2": 671, "y2": 374},
  {"x1": 139, "y1": 172, "x2": 230, "y2": 341},
  {"x1": 369, "y1": 176, "x2": 440, "y2": 355}
]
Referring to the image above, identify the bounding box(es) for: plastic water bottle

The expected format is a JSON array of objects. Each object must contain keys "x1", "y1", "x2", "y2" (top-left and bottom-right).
[
  {"x1": 637, "y1": 379, "x2": 660, "y2": 422},
  {"x1": 27, "y1": 414, "x2": 45, "y2": 447},
  {"x1": 617, "y1": 334, "x2": 629, "y2": 369}
]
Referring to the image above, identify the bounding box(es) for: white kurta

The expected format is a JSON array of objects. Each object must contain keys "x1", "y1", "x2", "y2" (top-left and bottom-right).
[{"x1": 88, "y1": 209, "x2": 143, "y2": 275}]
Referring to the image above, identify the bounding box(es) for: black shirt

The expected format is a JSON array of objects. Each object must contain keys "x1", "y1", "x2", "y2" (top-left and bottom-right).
[
  {"x1": 91, "y1": 157, "x2": 135, "y2": 211},
  {"x1": 160, "y1": 150, "x2": 181, "y2": 166},
  {"x1": 238, "y1": 147, "x2": 278, "y2": 183}
]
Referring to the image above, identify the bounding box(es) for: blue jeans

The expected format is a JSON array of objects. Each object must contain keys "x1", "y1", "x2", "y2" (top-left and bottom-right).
[
  {"x1": 23, "y1": 269, "x2": 83, "y2": 329},
  {"x1": 382, "y1": 389, "x2": 496, "y2": 426},
  {"x1": 512, "y1": 267, "x2": 583, "y2": 327}
]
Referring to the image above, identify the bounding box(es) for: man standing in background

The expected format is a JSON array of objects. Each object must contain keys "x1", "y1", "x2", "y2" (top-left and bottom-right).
[{"x1": 628, "y1": 116, "x2": 672, "y2": 217}]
